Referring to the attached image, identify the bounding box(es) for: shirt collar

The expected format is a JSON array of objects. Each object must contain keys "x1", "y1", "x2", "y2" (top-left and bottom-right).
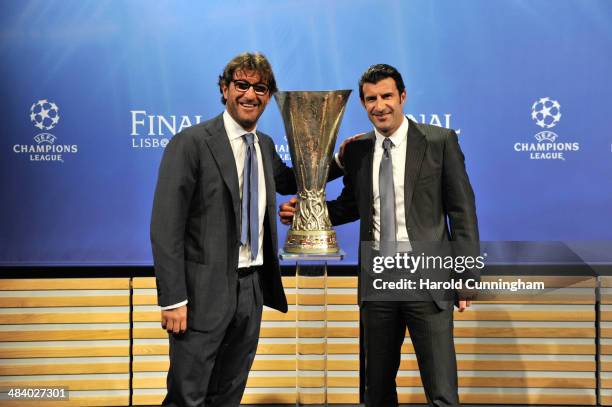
[
  {"x1": 223, "y1": 110, "x2": 258, "y2": 142},
  {"x1": 374, "y1": 115, "x2": 408, "y2": 149}
]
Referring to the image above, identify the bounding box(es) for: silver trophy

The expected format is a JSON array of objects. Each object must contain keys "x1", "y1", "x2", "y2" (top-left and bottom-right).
[{"x1": 275, "y1": 90, "x2": 351, "y2": 254}]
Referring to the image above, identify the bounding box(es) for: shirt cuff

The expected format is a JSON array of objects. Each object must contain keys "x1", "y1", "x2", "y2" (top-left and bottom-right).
[
  {"x1": 334, "y1": 153, "x2": 344, "y2": 170},
  {"x1": 160, "y1": 300, "x2": 188, "y2": 310}
]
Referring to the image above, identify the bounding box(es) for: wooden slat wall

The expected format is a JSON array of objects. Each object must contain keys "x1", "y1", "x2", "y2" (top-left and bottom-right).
[
  {"x1": 323, "y1": 277, "x2": 360, "y2": 405},
  {"x1": 294, "y1": 273, "x2": 324, "y2": 406},
  {"x1": 599, "y1": 276, "x2": 612, "y2": 405},
  {"x1": 293, "y1": 274, "x2": 360, "y2": 405},
  {"x1": 131, "y1": 277, "x2": 171, "y2": 406},
  {"x1": 0, "y1": 279, "x2": 131, "y2": 407},
  {"x1": 132, "y1": 274, "x2": 361, "y2": 405},
  {"x1": 397, "y1": 276, "x2": 597, "y2": 405},
  {"x1": 132, "y1": 276, "x2": 303, "y2": 405},
  {"x1": 0, "y1": 275, "x2": 598, "y2": 405}
]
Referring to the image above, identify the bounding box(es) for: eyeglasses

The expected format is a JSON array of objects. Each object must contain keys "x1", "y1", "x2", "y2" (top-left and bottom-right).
[{"x1": 232, "y1": 80, "x2": 269, "y2": 95}]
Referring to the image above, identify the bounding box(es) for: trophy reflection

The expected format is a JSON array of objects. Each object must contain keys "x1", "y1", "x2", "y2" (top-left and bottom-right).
[{"x1": 274, "y1": 90, "x2": 351, "y2": 254}]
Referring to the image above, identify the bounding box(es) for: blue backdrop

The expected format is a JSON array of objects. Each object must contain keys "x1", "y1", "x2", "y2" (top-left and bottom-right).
[{"x1": 1, "y1": 0, "x2": 611, "y2": 266}]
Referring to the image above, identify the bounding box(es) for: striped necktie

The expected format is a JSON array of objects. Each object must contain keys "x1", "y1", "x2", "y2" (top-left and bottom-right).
[
  {"x1": 379, "y1": 137, "x2": 396, "y2": 252},
  {"x1": 240, "y1": 133, "x2": 259, "y2": 260}
]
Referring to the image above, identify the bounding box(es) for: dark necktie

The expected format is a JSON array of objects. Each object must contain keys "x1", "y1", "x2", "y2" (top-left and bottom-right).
[
  {"x1": 379, "y1": 137, "x2": 396, "y2": 247},
  {"x1": 240, "y1": 133, "x2": 259, "y2": 260}
]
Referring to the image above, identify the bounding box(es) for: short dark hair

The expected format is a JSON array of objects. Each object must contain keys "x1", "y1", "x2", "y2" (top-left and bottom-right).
[
  {"x1": 358, "y1": 64, "x2": 405, "y2": 101},
  {"x1": 218, "y1": 52, "x2": 278, "y2": 105}
]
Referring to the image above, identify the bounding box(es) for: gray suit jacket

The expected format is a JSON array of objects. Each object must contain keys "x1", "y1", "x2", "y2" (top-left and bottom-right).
[
  {"x1": 327, "y1": 118, "x2": 479, "y2": 308},
  {"x1": 150, "y1": 114, "x2": 298, "y2": 331},
  {"x1": 151, "y1": 113, "x2": 343, "y2": 331}
]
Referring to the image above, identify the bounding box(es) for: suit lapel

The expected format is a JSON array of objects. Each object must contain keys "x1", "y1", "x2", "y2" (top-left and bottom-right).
[
  {"x1": 403, "y1": 119, "x2": 427, "y2": 225},
  {"x1": 362, "y1": 132, "x2": 375, "y2": 234},
  {"x1": 204, "y1": 114, "x2": 241, "y2": 233},
  {"x1": 257, "y1": 132, "x2": 275, "y2": 210}
]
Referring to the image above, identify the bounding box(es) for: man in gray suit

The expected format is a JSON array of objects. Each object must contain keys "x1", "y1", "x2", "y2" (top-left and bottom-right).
[
  {"x1": 281, "y1": 64, "x2": 479, "y2": 406},
  {"x1": 151, "y1": 52, "x2": 342, "y2": 406}
]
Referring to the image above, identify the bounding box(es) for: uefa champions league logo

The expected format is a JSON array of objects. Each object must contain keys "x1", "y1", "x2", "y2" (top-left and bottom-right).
[
  {"x1": 11, "y1": 98, "x2": 78, "y2": 162},
  {"x1": 513, "y1": 97, "x2": 579, "y2": 160},
  {"x1": 30, "y1": 99, "x2": 60, "y2": 131},
  {"x1": 531, "y1": 97, "x2": 561, "y2": 129}
]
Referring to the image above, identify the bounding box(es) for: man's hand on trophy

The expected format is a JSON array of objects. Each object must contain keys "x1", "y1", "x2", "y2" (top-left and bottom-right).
[
  {"x1": 279, "y1": 197, "x2": 297, "y2": 225},
  {"x1": 338, "y1": 133, "x2": 366, "y2": 166}
]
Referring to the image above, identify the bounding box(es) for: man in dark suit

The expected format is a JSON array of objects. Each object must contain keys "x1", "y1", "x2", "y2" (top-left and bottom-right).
[
  {"x1": 280, "y1": 64, "x2": 479, "y2": 406},
  {"x1": 150, "y1": 52, "x2": 342, "y2": 406}
]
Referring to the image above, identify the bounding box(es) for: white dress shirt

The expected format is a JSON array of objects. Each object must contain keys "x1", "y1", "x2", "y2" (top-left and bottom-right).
[
  {"x1": 161, "y1": 110, "x2": 266, "y2": 310},
  {"x1": 372, "y1": 116, "x2": 410, "y2": 244},
  {"x1": 223, "y1": 110, "x2": 266, "y2": 268}
]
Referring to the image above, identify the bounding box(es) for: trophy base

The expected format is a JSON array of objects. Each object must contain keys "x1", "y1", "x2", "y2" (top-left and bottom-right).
[{"x1": 284, "y1": 229, "x2": 339, "y2": 254}]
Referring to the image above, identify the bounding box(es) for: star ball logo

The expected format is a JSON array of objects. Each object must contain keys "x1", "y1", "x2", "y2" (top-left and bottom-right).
[
  {"x1": 513, "y1": 97, "x2": 579, "y2": 161},
  {"x1": 531, "y1": 97, "x2": 561, "y2": 129},
  {"x1": 30, "y1": 99, "x2": 60, "y2": 130},
  {"x1": 13, "y1": 99, "x2": 78, "y2": 163}
]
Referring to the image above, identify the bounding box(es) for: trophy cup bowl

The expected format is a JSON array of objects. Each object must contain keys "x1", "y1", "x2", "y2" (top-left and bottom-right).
[{"x1": 275, "y1": 90, "x2": 352, "y2": 254}]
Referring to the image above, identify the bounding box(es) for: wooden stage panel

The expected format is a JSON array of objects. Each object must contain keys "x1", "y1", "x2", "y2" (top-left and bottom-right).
[
  {"x1": 0, "y1": 279, "x2": 131, "y2": 406},
  {"x1": 0, "y1": 275, "x2": 599, "y2": 405}
]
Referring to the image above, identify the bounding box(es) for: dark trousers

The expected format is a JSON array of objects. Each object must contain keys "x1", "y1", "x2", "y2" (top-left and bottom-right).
[
  {"x1": 162, "y1": 271, "x2": 263, "y2": 407},
  {"x1": 362, "y1": 301, "x2": 459, "y2": 407}
]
